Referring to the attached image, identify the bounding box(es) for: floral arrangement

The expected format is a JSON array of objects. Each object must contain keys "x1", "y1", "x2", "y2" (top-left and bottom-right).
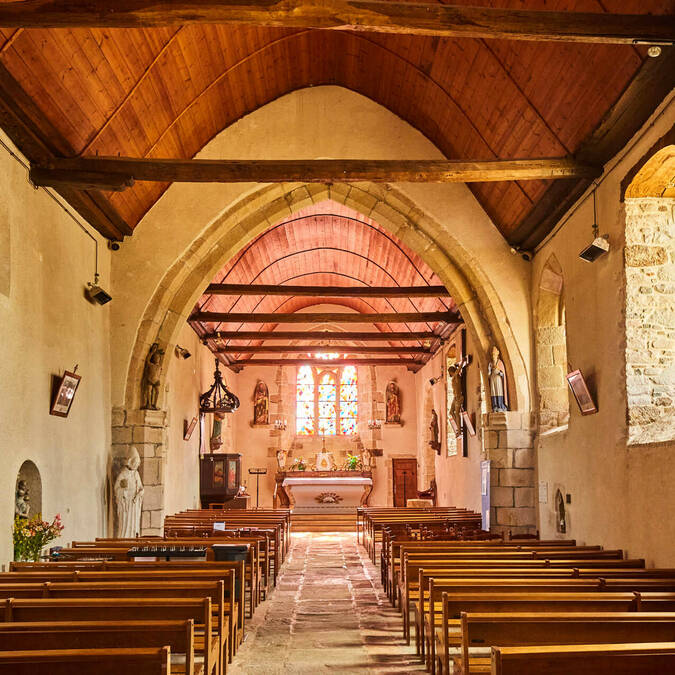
[
  {"x1": 290, "y1": 457, "x2": 307, "y2": 471},
  {"x1": 344, "y1": 453, "x2": 362, "y2": 471},
  {"x1": 13, "y1": 513, "x2": 64, "y2": 562}
]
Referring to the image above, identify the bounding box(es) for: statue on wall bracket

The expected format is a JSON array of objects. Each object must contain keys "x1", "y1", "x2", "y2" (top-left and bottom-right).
[
  {"x1": 253, "y1": 380, "x2": 269, "y2": 425},
  {"x1": 429, "y1": 409, "x2": 441, "y2": 455},
  {"x1": 487, "y1": 345, "x2": 509, "y2": 412},
  {"x1": 385, "y1": 380, "x2": 402, "y2": 424},
  {"x1": 141, "y1": 342, "x2": 164, "y2": 410}
]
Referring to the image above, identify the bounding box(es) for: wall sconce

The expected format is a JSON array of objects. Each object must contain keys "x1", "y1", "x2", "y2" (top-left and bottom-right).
[
  {"x1": 175, "y1": 345, "x2": 192, "y2": 359},
  {"x1": 274, "y1": 418, "x2": 287, "y2": 431},
  {"x1": 368, "y1": 419, "x2": 382, "y2": 430}
]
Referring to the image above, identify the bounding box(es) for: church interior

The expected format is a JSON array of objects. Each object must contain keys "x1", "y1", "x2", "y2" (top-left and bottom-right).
[{"x1": 1, "y1": 1, "x2": 675, "y2": 673}]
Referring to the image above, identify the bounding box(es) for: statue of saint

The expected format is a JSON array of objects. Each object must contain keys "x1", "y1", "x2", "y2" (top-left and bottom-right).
[
  {"x1": 210, "y1": 411, "x2": 225, "y2": 452},
  {"x1": 487, "y1": 346, "x2": 509, "y2": 412},
  {"x1": 15, "y1": 480, "x2": 30, "y2": 519},
  {"x1": 276, "y1": 448, "x2": 288, "y2": 470},
  {"x1": 362, "y1": 447, "x2": 372, "y2": 469},
  {"x1": 114, "y1": 447, "x2": 144, "y2": 538},
  {"x1": 253, "y1": 381, "x2": 269, "y2": 425},
  {"x1": 141, "y1": 342, "x2": 164, "y2": 410},
  {"x1": 429, "y1": 409, "x2": 441, "y2": 454},
  {"x1": 385, "y1": 381, "x2": 401, "y2": 424},
  {"x1": 448, "y1": 356, "x2": 470, "y2": 435}
]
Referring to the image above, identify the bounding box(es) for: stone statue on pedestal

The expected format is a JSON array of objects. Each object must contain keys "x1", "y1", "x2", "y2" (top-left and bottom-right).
[
  {"x1": 141, "y1": 342, "x2": 164, "y2": 410},
  {"x1": 114, "y1": 447, "x2": 144, "y2": 538},
  {"x1": 488, "y1": 345, "x2": 509, "y2": 412},
  {"x1": 276, "y1": 448, "x2": 288, "y2": 470},
  {"x1": 362, "y1": 447, "x2": 372, "y2": 469},
  {"x1": 15, "y1": 480, "x2": 30, "y2": 519}
]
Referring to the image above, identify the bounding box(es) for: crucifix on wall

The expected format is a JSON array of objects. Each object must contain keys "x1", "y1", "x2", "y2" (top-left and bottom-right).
[{"x1": 446, "y1": 328, "x2": 471, "y2": 457}]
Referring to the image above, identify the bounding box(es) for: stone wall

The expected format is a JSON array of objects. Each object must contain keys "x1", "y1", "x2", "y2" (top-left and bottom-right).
[
  {"x1": 483, "y1": 411, "x2": 536, "y2": 537},
  {"x1": 625, "y1": 198, "x2": 675, "y2": 445},
  {"x1": 111, "y1": 408, "x2": 168, "y2": 536}
]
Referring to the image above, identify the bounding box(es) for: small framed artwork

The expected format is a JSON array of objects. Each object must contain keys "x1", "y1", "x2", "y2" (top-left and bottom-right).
[
  {"x1": 448, "y1": 415, "x2": 461, "y2": 438},
  {"x1": 50, "y1": 370, "x2": 81, "y2": 418},
  {"x1": 461, "y1": 411, "x2": 476, "y2": 437},
  {"x1": 213, "y1": 460, "x2": 225, "y2": 487},
  {"x1": 183, "y1": 416, "x2": 198, "y2": 441},
  {"x1": 566, "y1": 369, "x2": 597, "y2": 415}
]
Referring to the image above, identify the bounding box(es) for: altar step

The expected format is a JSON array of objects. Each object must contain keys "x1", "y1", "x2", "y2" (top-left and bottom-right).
[{"x1": 291, "y1": 514, "x2": 356, "y2": 532}]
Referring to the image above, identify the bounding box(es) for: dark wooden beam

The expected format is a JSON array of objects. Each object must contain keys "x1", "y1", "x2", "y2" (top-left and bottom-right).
[
  {"x1": 511, "y1": 47, "x2": 675, "y2": 250},
  {"x1": 202, "y1": 330, "x2": 440, "y2": 341},
  {"x1": 229, "y1": 358, "x2": 422, "y2": 367},
  {"x1": 0, "y1": 1, "x2": 672, "y2": 45},
  {"x1": 216, "y1": 345, "x2": 430, "y2": 354},
  {"x1": 0, "y1": 61, "x2": 131, "y2": 241},
  {"x1": 30, "y1": 157, "x2": 601, "y2": 190},
  {"x1": 191, "y1": 310, "x2": 460, "y2": 324},
  {"x1": 204, "y1": 283, "x2": 450, "y2": 297}
]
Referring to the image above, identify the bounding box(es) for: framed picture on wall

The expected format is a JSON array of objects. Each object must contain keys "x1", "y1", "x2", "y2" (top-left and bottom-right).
[
  {"x1": 566, "y1": 369, "x2": 597, "y2": 415},
  {"x1": 50, "y1": 370, "x2": 81, "y2": 418},
  {"x1": 183, "y1": 416, "x2": 197, "y2": 441}
]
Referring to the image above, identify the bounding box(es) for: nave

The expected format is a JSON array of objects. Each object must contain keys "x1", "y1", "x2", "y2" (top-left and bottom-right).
[{"x1": 230, "y1": 532, "x2": 425, "y2": 674}]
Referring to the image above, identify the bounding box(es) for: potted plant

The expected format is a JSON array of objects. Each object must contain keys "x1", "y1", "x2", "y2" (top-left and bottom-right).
[
  {"x1": 296, "y1": 457, "x2": 306, "y2": 471},
  {"x1": 345, "y1": 453, "x2": 361, "y2": 471},
  {"x1": 13, "y1": 513, "x2": 64, "y2": 562}
]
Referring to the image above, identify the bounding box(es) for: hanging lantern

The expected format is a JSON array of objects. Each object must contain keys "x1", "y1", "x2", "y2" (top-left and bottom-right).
[{"x1": 200, "y1": 359, "x2": 240, "y2": 414}]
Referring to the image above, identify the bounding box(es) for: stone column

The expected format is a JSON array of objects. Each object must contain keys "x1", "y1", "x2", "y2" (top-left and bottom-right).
[
  {"x1": 111, "y1": 407, "x2": 168, "y2": 536},
  {"x1": 483, "y1": 411, "x2": 536, "y2": 537}
]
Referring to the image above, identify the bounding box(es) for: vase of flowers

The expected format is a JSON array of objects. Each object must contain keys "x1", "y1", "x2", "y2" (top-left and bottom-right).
[
  {"x1": 296, "y1": 457, "x2": 306, "y2": 471},
  {"x1": 13, "y1": 513, "x2": 64, "y2": 562},
  {"x1": 345, "y1": 453, "x2": 361, "y2": 471}
]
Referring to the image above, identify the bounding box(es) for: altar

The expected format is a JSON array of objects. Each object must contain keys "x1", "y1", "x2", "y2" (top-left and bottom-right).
[{"x1": 274, "y1": 470, "x2": 373, "y2": 514}]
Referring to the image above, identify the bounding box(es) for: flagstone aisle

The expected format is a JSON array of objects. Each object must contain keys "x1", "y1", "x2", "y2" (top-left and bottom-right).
[{"x1": 229, "y1": 532, "x2": 426, "y2": 674}]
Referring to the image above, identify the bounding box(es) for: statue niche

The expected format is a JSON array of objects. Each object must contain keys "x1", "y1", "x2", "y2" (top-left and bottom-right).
[
  {"x1": 253, "y1": 381, "x2": 269, "y2": 425},
  {"x1": 385, "y1": 380, "x2": 402, "y2": 424},
  {"x1": 15, "y1": 460, "x2": 42, "y2": 520}
]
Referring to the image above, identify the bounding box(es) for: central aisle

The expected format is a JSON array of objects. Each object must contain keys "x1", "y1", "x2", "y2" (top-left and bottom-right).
[{"x1": 230, "y1": 532, "x2": 426, "y2": 674}]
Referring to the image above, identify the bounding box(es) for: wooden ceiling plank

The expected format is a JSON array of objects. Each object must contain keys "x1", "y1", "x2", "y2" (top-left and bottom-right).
[
  {"x1": 0, "y1": 60, "x2": 131, "y2": 239},
  {"x1": 192, "y1": 310, "x2": 460, "y2": 323},
  {"x1": 511, "y1": 47, "x2": 675, "y2": 249},
  {"x1": 216, "y1": 345, "x2": 431, "y2": 354},
  {"x1": 202, "y1": 330, "x2": 440, "y2": 341},
  {"x1": 229, "y1": 357, "x2": 422, "y2": 367},
  {"x1": 30, "y1": 157, "x2": 601, "y2": 189},
  {"x1": 0, "y1": 2, "x2": 672, "y2": 45},
  {"x1": 204, "y1": 283, "x2": 450, "y2": 297}
]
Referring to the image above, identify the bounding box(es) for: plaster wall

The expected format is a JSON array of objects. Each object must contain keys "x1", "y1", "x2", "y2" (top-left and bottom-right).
[
  {"x1": 533, "y1": 93, "x2": 675, "y2": 566},
  {"x1": 0, "y1": 132, "x2": 112, "y2": 563},
  {"x1": 416, "y1": 333, "x2": 483, "y2": 514},
  {"x1": 110, "y1": 86, "x2": 531, "y2": 413}
]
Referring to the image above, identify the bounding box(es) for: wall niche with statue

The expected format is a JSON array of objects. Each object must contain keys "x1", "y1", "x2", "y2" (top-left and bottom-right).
[{"x1": 15, "y1": 460, "x2": 42, "y2": 519}]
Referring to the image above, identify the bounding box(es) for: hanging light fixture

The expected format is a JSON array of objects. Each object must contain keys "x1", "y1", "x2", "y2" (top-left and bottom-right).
[
  {"x1": 199, "y1": 359, "x2": 240, "y2": 414},
  {"x1": 579, "y1": 187, "x2": 610, "y2": 263}
]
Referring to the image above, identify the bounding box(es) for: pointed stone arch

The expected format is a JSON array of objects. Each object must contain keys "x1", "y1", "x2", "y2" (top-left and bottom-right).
[{"x1": 535, "y1": 254, "x2": 569, "y2": 433}]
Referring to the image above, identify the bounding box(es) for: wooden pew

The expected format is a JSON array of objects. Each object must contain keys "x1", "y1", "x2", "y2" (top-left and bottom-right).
[
  {"x1": 0, "y1": 567, "x2": 241, "y2": 660},
  {"x1": 491, "y1": 642, "x2": 675, "y2": 675},
  {"x1": 0, "y1": 646, "x2": 172, "y2": 675},
  {"x1": 0, "y1": 620, "x2": 196, "y2": 674},
  {"x1": 0, "y1": 581, "x2": 229, "y2": 668},
  {"x1": 454, "y1": 612, "x2": 675, "y2": 675},
  {"x1": 0, "y1": 598, "x2": 218, "y2": 675}
]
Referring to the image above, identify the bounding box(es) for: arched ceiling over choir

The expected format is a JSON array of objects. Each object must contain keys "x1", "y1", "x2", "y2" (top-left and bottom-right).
[
  {"x1": 190, "y1": 201, "x2": 458, "y2": 368},
  {"x1": 0, "y1": 0, "x2": 672, "y2": 246}
]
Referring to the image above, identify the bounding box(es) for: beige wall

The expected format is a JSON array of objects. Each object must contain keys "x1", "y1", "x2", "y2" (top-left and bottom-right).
[
  {"x1": 534, "y1": 93, "x2": 675, "y2": 566},
  {"x1": 0, "y1": 132, "x2": 112, "y2": 563}
]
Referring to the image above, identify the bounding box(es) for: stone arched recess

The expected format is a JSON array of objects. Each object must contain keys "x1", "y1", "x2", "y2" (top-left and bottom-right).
[
  {"x1": 623, "y1": 144, "x2": 675, "y2": 445},
  {"x1": 110, "y1": 87, "x2": 535, "y2": 534},
  {"x1": 15, "y1": 460, "x2": 42, "y2": 519}
]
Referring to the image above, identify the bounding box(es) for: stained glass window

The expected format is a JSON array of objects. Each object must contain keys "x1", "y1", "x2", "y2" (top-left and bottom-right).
[{"x1": 296, "y1": 364, "x2": 358, "y2": 435}]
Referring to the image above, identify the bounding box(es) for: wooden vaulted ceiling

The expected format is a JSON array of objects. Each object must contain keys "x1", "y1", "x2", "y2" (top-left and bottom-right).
[
  {"x1": 0, "y1": 1, "x2": 673, "y2": 247},
  {"x1": 191, "y1": 201, "x2": 458, "y2": 369}
]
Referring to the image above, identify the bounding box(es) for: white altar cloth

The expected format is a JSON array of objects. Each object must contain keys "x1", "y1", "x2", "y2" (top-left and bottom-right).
[{"x1": 282, "y1": 476, "x2": 372, "y2": 513}]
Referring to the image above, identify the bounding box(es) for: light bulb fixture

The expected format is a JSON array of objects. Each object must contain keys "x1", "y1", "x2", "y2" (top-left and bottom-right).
[
  {"x1": 85, "y1": 273, "x2": 112, "y2": 305},
  {"x1": 274, "y1": 418, "x2": 287, "y2": 431},
  {"x1": 579, "y1": 188, "x2": 610, "y2": 263},
  {"x1": 199, "y1": 359, "x2": 240, "y2": 414}
]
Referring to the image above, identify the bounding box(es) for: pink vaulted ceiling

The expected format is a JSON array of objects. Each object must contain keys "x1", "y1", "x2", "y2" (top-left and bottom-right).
[{"x1": 192, "y1": 200, "x2": 456, "y2": 358}]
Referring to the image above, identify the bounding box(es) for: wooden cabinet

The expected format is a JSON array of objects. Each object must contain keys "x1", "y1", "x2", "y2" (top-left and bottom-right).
[{"x1": 200, "y1": 453, "x2": 241, "y2": 508}]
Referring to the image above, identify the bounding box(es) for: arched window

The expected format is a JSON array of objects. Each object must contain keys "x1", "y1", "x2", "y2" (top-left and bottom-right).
[{"x1": 296, "y1": 364, "x2": 358, "y2": 435}]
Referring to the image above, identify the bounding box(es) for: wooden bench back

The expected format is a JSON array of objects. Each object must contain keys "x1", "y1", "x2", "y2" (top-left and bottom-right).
[{"x1": 0, "y1": 647, "x2": 171, "y2": 674}]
